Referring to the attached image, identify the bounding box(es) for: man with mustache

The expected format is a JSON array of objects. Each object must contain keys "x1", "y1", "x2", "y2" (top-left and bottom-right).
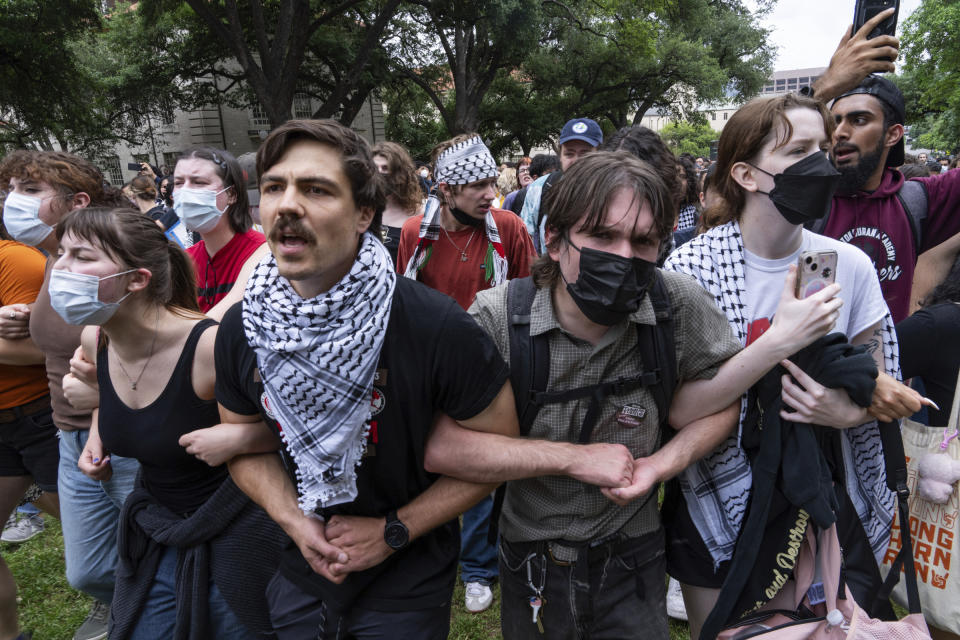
[{"x1": 218, "y1": 119, "x2": 637, "y2": 639}]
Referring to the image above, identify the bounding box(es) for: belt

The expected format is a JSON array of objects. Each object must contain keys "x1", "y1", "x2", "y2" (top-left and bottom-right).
[
  {"x1": 0, "y1": 395, "x2": 51, "y2": 424},
  {"x1": 507, "y1": 528, "x2": 662, "y2": 565}
]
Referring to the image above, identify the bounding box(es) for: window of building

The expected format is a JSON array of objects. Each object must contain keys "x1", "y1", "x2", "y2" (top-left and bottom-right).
[
  {"x1": 250, "y1": 103, "x2": 270, "y2": 128},
  {"x1": 799, "y1": 77, "x2": 809, "y2": 84},
  {"x1": 163, "y1": 151, "x2": 180, "y2": 171},
  {"x1": 711, "y1": 112, "x2": 716, "y2": 121},
  {"x1": 159, "y1": 105, "x2": 176, "y2": 126},
  {"x1": 100, "y1": 156, "x2": 123, "y2": 185},
  {"x1": 132, "y1": 153, "x2": 150, "y2": 166},
  {"x1": 293, "y1": 92, "x2": 313, "y2": 119},
  {"x1": 776, "y1": 79, "x2": 786, "y2": 86},
  {"x1": 723, "y1": 112, "x2": 728, "y2": 120}
]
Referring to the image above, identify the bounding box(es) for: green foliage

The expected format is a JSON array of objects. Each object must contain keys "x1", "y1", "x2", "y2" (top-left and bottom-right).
[
  {"x1": 899, "y1": 0, "x2": 960, "y2": 153},
  {"x1": 660, "y1": 120, "x2": 717, "y2": 157},
  {"x1": 381, "y1": 81, "x2": 448, "y2": 161},
  {"x1": 520, "y1": 0, "x2": 774, "y2": 129},
  {"x1": 0, "y1": 0, "x2": 101, "y2": 151}
]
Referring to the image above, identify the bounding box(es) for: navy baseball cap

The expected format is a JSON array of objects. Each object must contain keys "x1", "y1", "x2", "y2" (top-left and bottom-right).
[
  {"x1": 836, "y1": 75, "x2": 905, "y2": 167},
  {"x1": 558, "y1": 118, "x2": 603, "y2": 147}
]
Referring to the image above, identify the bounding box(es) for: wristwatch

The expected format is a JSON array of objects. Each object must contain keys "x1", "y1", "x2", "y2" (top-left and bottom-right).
[{"x1": 383, "y1": 510, "x2": 409, "y2": 551}]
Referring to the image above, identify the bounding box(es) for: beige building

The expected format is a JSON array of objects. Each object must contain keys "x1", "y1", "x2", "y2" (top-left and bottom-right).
[{"x1": 98, "y1": 91, "x2": 385, "y2": 186}]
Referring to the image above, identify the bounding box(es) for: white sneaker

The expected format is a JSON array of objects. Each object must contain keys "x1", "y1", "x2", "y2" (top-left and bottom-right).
[
  {"x1": 1, "y1": 514, "x2": 44, "y2": 544},
  {"x1": 667, "y1": 577, "x2": 688, "y2": 621},
  {"x1": 464, "y1": 581, "x2": 493, "y2": 613}
]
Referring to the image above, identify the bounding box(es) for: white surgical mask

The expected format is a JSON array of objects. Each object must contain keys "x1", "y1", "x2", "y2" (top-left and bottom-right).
[
  {"x1": 173, "y1": 186, "x2": 229, "y2": 234},
  {"x1": 3, "y1": 192, "x2": 55, "y2": 246},
  {"x1": 49, "y1": 269, "x2": 136, "y2": 325}
]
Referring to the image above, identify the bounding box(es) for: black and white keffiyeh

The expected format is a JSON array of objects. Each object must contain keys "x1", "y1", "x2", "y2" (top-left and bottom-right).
[
  {"x1": 243, "y1": 233, "x2": 395, "y2": 514},
  {"x1": 403, "y1": 136, "x2": 508, "y2": 285},
  {"x1": 664, "y1": 221, "x2": 898, "y2": 565}
]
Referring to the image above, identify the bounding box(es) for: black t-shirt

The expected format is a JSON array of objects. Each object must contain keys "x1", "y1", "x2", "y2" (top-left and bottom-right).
[
  {"x1": 215, "y1": 277, "x2": 509, "y2": 611},
  {"x1": 896, "y1": 302, "x2": 960, "y2": 426}
]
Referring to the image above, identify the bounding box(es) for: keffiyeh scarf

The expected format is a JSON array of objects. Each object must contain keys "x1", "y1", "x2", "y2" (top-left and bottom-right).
[
  {"x1": 663, "y1": 221, "x2": 898, "y2": 565},
  {"x1": 403, "y1": 136, "x2": 508, "y2": 286},
  {"x1": 243, "y1": 233, "x2": 395, "y2": 513}
]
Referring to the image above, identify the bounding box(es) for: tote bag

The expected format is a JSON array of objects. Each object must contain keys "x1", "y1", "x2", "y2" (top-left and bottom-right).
[{"x1": 880, "y1": 370, "x2": 960, "y2": 634}]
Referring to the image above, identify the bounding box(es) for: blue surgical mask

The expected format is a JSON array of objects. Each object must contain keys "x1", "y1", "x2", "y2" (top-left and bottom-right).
[
  {"x1": 49, "y1": 269, "x2": 136, "y2": 326},
  {"x1": 3, "y1": 192, "x2": 56, "y2": 246},
  {"x1": 173, "y1": 187, "x2": 229, "y2": 233}
]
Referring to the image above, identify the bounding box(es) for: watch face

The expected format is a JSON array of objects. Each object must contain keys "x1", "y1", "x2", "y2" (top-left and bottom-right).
[{"x1": 385, "y1": 522, "x2": 409, "y2": 550}]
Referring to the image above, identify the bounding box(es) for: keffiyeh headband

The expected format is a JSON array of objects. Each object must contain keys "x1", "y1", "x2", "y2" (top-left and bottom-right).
[
  {"x1": 434, "y1": 135, "x2": 499, "y2": 185},
  {"x1": 403, "y1": 137, "x2": 508, "y2": 286}
]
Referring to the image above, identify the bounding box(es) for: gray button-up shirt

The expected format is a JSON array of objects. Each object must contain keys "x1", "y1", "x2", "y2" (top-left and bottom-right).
[{"x1": 469, "y1": 270, "x2": 741, "y2": 545}]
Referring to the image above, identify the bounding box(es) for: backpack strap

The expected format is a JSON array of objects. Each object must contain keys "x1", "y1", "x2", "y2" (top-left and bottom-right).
[
  {"x1": 488, "y1": 277, "x2": 546, "y2": 544},
  {"x1": 506, "y1": 277, "x2": 550, "y2": 436},
  {"x1": 642, "y1": 272, "x2": 677, "y2": 431},
  {"x1": 895, "y1": 178, "x2": 928, "y2": 255}
]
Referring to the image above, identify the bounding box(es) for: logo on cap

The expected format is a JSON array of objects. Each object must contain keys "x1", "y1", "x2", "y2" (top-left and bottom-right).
[{"x1": 573, "y1": 122, "x2": 588, "y2": 134}]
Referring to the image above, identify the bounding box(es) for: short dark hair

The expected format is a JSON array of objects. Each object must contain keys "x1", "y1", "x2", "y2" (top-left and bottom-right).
[
  {"x1": 256, "y1": 119, "x2": 384, "y2": 238},
  {"x1": 531, "y1": 151, "x2": 673, "y2": 288},
  {"x1": 177, "y1": 147, "x2": 251, "y2": 234},
  {"x1": 601, "y1": 126, "x2": 682, "y2": 236},
  {"x1": 529, "y1": 154, "x2": 560, "y2": 178}
]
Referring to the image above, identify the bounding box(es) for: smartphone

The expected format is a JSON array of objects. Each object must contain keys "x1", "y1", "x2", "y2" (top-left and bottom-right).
[
  {"x1": 795, "y1": 250, "x2": 838, "y2": 299},
  {"x1": 127, "y1": 162, "x2": 142, "y2": 171},
  {"x1": 853, "y1": 0, "x2": 899, "y2": 39}
]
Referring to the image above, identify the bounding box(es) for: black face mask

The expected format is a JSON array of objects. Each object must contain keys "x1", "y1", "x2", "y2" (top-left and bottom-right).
[
  {"x1": 752, "y1": 152, "x2": 841, "y2": 225},
  {"x1": 449, "y1": 205, "x2": 485, "y2": 228},
  {"x1": 562, "y1": 237, "x2": 657, "y2": 326}
]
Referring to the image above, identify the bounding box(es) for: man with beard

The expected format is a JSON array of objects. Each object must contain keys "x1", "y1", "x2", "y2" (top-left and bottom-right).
[{"x1": 810, "y1": 72, "x2": 960, "y2": 324}]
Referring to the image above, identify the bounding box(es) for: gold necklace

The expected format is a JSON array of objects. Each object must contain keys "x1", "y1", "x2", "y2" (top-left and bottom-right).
[
  {"x1": 111, "y1": 308, "x2": 160, "y2": 391},
  {"x1": 441, "y1": 226, "x2": 476, "y2": 262}
]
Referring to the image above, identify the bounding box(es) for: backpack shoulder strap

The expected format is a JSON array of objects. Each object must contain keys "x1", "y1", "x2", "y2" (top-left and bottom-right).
[
  {"x1": 639, "y1": 272, "x2": 677, "y2": 430},
  {"x1": 506, "y1": 276, "x2": 549, "y2": 436},
  {"x1": 895, "y1": 178, "x2": 929, "y2": 254}
]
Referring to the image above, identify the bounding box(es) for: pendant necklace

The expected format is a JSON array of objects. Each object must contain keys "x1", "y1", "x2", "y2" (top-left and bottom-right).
[
  {"x1": 112, "y1": 308, "x2": 160, "y2": 391},
  {"x1": 441, "y1": 226, "x2": 476, "y2": 262}
]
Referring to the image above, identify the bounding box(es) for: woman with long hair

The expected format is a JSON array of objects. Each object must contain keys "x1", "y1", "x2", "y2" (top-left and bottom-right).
[
  {"x1": 0, "y1": 149, "x2": 134, "y2": 640},
  {"x1": 64, "y1": 208, "x2": 278, "y2": 638},
  {"x1": 372, "y1": 141, "x2": 423, "y2": 265},
  {"x1": 662, "y1": 93, "x2": 926, "y2": 638},
  {"x1": 172, "y1": 147, "x2": 268, "y2": 320}
]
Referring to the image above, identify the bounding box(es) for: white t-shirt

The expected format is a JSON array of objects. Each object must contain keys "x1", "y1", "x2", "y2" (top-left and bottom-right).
[{"x1": 742, "y1": 230, "x2": 888, "y2": 347}]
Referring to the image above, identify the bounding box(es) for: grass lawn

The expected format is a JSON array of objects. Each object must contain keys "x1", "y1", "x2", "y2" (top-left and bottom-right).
[{"x1": 5, "y1": 517, "x2": 694, "y2": 640}]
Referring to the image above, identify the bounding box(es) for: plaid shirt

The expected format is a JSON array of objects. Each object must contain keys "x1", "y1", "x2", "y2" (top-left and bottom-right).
[{"x1": 469, "y1": 271, "x2": 741, "y2": 546}]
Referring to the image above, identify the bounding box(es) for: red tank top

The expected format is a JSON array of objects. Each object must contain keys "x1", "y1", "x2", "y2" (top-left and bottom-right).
[{"x1": 186, "y1": 229, "x2": 265, "y2": 312}]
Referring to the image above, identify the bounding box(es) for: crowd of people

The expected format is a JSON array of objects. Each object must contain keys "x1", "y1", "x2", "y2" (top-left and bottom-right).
[{"x1": 0, "y1": 8, "x2": 959, "y2": 640}]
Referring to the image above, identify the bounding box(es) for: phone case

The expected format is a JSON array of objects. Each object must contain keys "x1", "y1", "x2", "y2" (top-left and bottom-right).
[
  {"x1": 796, "y1": 250, "x2": 838, "y2": 299},
  {"x1": 853, "y1": 0, "x2": 899, "y2": 39}
]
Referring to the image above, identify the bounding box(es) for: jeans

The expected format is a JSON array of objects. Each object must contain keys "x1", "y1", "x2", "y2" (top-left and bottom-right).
[
  {"x1": 129, "y1": 546, "x2": 255, "y2": 639},
  {"x1": 499, "y1": 529, "x2": 669, "y2": 640},
  {"x1": 459, "y1": 494, "x2": 498, "y2": 584},
  {"x1": 267, "y1": 570, "x2": 450, "y2": 640},
  {"x1": 58, "y1": 429, "x2": 139, "y2": 603}
]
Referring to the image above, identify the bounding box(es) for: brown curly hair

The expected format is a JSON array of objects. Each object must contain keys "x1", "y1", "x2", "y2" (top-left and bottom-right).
[
  {"x1": 372, "y1": 141, "x2": 422, "y2": 214},
  {"x1": 0, "y1": 150, "x2": 123, "y2": 207}
]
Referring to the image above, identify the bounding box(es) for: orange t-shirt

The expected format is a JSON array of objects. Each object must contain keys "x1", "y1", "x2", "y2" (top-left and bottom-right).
[
  {"x1": 396, "y1": 208, "x2": 536, "y2": 310},
  {"x1": 0, "y1": 241, "x2": 49, "y2": 409}
]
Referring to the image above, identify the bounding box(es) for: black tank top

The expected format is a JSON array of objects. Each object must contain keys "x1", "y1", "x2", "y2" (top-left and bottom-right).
[{"x1": 98, "y1": 319, "x2": 226, "y2": 515}]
